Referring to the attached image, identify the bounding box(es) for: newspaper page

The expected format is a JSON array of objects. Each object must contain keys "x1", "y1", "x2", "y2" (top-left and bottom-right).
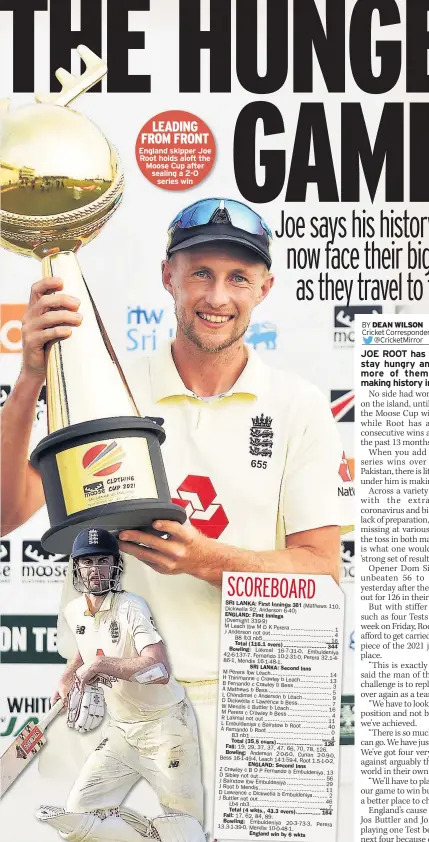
[{"x1": 0, "y1": 2, "x2": 427, "y2": 841}]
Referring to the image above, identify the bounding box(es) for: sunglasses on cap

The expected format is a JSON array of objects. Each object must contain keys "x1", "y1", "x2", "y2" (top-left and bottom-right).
[
  {"x1": 166, "y1": 198, "x2": 273, "y2": 268},
  {"x1": 168, "y1": 198, "x2": 272, "y2": 237}
]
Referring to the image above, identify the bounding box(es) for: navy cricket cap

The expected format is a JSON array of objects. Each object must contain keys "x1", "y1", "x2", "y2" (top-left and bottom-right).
[
  {"x1": 71, "y1": 528, "x2": 119, "y2": 559},
  {"x1": 166, "y1": 198, "x2": 273, "y2": 268}
]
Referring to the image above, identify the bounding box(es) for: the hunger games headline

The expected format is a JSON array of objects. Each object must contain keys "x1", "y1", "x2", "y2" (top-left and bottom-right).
[{"x1": 2, "y1": 0, "x2": 429, "y2": 204}]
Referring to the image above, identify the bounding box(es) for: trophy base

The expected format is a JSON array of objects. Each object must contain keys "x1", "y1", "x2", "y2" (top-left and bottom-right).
[
  {"x1": 30, "y1": 416, "x2": 186, "y2": 553},
  {"x1": 40, "y1": 499, "x2": 187, "y2": 554}
]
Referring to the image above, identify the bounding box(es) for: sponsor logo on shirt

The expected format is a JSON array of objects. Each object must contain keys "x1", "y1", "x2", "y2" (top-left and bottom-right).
[
  {"x1": 249, "y1": 413, "x2": 274, "y2": 461},
  {"x1": 21, "y1": 541, "x2": 68, "y2": 582},
  {"x1": 0, "y1": 616, "x2": 65, "y2": 664},
  {"x1": 334, "y1": 305, "x2": 382, "y2": 348},
  {"x1": 245, "y1": 322, "x2": 277, "y2": 351},
  {"x1": 172, "y1": 475, "x2": 228, "y2": 539},
  {"x1": 0, "y1": 304, "x2": 27, "y2": 353},
  {"x1": 331, "y1": 389, "x2": 355, "y2": 423}
]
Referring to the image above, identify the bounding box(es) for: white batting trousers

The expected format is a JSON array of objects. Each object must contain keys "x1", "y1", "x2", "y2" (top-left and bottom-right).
[
  {"x1": 178, "y1": 680, "x2": 218, "y2": 836},
  {"x1": 66, "y1": 699, "x2": 203, "y2": 824}
]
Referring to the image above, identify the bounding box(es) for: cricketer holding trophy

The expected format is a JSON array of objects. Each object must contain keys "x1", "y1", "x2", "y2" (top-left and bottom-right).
[{"x1": 1, "y1": 50, "x2": 343, "y2": 838}]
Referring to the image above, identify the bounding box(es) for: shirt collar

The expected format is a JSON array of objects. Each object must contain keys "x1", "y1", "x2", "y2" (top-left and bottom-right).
[
  {"x1": 83, "y1": 591, "x2": 113, "y2": 616},
  {"x1": 149, "y1": 341, "x2": 264, "y2": 402}
]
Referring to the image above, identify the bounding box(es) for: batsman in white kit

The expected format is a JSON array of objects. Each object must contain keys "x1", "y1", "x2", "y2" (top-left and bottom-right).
[{"x1": 37, "y1": 527, "x2": 204, "y2": 842}]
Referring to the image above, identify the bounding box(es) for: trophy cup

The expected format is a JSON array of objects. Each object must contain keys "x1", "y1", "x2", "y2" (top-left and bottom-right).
[{"x1": 0, "y1": 46, "x2": 186, "y2": 552}]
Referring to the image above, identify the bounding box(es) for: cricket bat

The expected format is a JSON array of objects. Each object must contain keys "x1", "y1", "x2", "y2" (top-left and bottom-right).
[{"x1": 0, "y1": 698, "x2": 63, "y2": 797}]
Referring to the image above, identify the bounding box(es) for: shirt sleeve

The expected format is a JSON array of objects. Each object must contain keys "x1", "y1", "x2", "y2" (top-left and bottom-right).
[
  {"x1": 282, "y1": 386, "x2": 344, "y2": 536},
  {"x1": 128, "y1": 596, "x2": 162, "y2": 655}
]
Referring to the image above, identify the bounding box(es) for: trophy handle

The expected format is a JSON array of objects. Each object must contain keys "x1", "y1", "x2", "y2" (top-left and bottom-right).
[{"x1": 41, "y1": 251, "x2": 140, "y2": 433}]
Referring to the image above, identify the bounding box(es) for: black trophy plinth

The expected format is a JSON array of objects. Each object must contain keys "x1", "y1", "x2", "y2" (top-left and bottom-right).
[{"x1": 30, "y1": 416, "x2": 186, "y2": 553}]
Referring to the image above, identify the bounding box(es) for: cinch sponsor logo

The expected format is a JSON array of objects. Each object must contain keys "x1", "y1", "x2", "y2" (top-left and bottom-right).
[
  {"x1": 21, "y1": 541, "x2": 67, "y2": 582},
  {"x1": 0, "y1": 540, "x2": 11, "y2": 582},
  {"x1": 126, "y1": 305, "x2": 174, "y2": 352},
  {"x1": 0, "y1": 697, "x2": 51, "y2": 738},
  {"x1": 334, "y1": 305, "x2": 382, "y2": 348},
  {"x1": 245, "y1": 322, "x2": 277, "y2": 351},
  {"x1": 82, "y1": 441, "x2": 124, "y2": 477},
  {"x1": 331, "y1": 390, "x2": 355, "y2": 423},
  {"x1": 0, "y1": 616, "x2": 66, "y2": 663},
  {"x1": 341, "y1": 540, "x2": 355, "y2": 582},
  {"x1": 0, "y1": 304, "x2": 27, "y2": 353}
]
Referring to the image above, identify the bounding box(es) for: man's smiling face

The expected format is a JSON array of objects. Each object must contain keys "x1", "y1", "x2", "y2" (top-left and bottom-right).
[{"x1": 162, "y1": 243, "x2": 274, "y2": 353}]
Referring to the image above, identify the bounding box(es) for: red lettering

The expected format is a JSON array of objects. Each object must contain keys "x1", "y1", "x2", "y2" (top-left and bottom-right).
[
  {"x1": 227, "y1": 576, "x2": 236, "y2": 596},
  {"x1": 298, "y1": 578, "x2": 306, "y2": 598}
]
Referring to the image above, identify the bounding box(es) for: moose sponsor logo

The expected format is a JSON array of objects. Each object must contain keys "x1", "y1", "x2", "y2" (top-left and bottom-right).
[
  {"x1": 334, "y1": 306, "x2": 382, "y2": 347},
  {"x1": 0, "y1": 540, "x2": 11, "y2": 582},
  {"x1": 341, "y1": 541, "x2": 355, "y2": 583},
  {"x1": 84, "y1": 480, "x2": 105, "y2": 498},
  {"x1": 0, "y1": 616, "x2": 66, "y2": 663},
  {"x1": 0, "y1": 384, "x2": 11, "y2": 407},
  {"x1": 1, "y1": 384, "x2": 45, "y2": 425},
  {"x1": 22, "y1": 541, "x2": 68, "y2": 582}
]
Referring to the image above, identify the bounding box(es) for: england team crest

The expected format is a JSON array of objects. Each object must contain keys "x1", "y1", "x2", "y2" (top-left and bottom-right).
[{"x1": 249, "y1": 413, "x2": 274, "y2": 458}]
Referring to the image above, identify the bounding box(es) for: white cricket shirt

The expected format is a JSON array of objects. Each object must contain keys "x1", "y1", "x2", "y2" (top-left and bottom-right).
[
  {"x1": 58, "y1": 343, "x2": 342, "y2": 681},
  {"x1": 64, "y1": 590, "x2": 184, "y2": 721}
]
